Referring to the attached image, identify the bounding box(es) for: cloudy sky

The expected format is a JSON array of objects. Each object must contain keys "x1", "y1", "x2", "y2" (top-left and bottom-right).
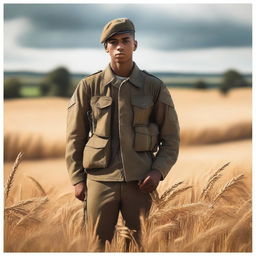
[{"x1": 4, "y1": 3, "x2": 252, "y2": 73}]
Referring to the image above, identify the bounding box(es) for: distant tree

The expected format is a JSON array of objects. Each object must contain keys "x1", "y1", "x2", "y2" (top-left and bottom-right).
[
  {"x1": 48, "y1": 67, "x2": 71, "y2": 97},
  {"x1": 39, "y1": 80, "x2": 52, "y2": 96},
  {"x1": 193, "y1": 80, "x2": 208, "y2": 89},
  {"x1": 220, "y1": 69, "x2": 248, "y2": 94},
  {"x1": 4, "y1": 78, "x2": 22, "y2": 99}
]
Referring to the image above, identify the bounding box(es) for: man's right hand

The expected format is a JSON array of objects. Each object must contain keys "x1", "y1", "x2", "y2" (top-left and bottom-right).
[{"x1": 74, "y1": 181, "x2": 86, "y2": 201}]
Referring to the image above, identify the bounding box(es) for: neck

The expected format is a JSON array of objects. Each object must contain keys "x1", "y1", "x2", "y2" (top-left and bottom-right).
[{"x1": 110, "y1": 60, "x2": 134, "y2": 77}]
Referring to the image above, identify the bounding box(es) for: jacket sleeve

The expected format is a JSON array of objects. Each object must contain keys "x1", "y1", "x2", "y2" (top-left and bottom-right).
[
  {"x1": 151, "y1": 84, "x2": 180, "y2": 179},
  {"x1": 65, "y1": 79, "x2": 91, "y2": 185}
]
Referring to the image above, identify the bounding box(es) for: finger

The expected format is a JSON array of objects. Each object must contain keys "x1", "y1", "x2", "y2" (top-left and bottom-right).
[
  {"x1": 139, "y1": 182, "x2": 155, "y2": 192},
  {"x1": 139, "y1": 179, "x2": 153, "y2": 190},
  {"x1": 140, "y1": 182, "x2": 153, "y2": 191},
  {"x1": 140, "y1": 186, "x2": 155, "y2": 193},
  {"x1": 139, "y1": 176, "x2": 153, "y2": 188}
]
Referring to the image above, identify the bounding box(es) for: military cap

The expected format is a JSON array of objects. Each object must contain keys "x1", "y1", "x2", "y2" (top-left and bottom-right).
[{"x1": 100, "y1": 18, "x2": 135, "y2": 43}]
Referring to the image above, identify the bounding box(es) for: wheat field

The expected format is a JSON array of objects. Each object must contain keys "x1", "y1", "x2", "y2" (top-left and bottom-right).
[
  {"x1": 4, "y1": 88, "x2": 252, "y2": 252},
  {"x1": 4, "y1": 154, "x2": 251, "y2": 252}
]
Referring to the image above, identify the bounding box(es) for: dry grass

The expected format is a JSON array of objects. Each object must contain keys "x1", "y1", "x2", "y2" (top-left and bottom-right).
[
  {"x1": 4, "y1": 132, "x2": 65, "y2": 161},
  {"x1": 180, "y1": 120, "x2": 252, "y2": 145},
  {"x1": 4, "y1": 155, "x2": 252, "y2": 252}
]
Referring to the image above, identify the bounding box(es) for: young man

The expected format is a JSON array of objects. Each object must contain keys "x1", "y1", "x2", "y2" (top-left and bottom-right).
[{"x1": 65, "y1": 18, "x2": 180, "y2": 248}]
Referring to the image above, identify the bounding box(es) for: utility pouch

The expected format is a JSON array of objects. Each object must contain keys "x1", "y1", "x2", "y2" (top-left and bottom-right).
[
  {"x1": 83, "y1": 134, "x2": 111, "y2": 169},
  {"x1": 134, "y1": 123, "x2": 159, "y2": 152}
]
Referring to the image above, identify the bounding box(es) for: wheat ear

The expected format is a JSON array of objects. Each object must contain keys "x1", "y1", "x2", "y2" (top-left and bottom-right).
[
  {"x1": 212, "y1": 174, "x2": 244, "y2": 206},
  {"x1": 158, "y1": 186, "x2": 192, "y2": 209},
  {"x1": 200, "y1": 162, "x2": 230, "y2": 200},
  {"x1": 150, "y1": 190, "x2": 161, "y2": 204},
  {"x1": 160, "y1": 181, "x2": 184, "y2": 200},
  {"x1": 116, "y1": 224, "x2": 138, "y2": 247},
  {"x1": 4, "y1": 152, "x2": 23, "y2": 203},
  {"x1": 26, "y1": 175, "x2": 47, "y2": 196},
  {"x1": 5, "y1": 198, "x2": 35, "y2": 210}
]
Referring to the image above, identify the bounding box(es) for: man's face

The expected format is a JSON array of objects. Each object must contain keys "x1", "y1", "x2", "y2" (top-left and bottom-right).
[{"x1": 105, "y1": 33, "x2": 137, "y2": 64}]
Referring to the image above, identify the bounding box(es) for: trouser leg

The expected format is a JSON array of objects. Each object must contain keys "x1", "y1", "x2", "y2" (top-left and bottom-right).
[
  {"x1": 120, "y1": 181, "x2": 152, "y2": 248},
  {"x1": 86, "y1": 179, "x2": 120, "y2": 248}
]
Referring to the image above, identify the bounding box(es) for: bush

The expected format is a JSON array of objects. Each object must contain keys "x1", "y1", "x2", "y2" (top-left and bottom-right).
[
  {"x1": 4, "y1": 78, "x2": 22, "y2": 99},
  {"x1": 220, "y1": 70, "x2": 249, "y2": 94},
  {"x1": 193, "y1": 80, "x2": 208, "y2": 89},
  {"x1": 39, "y1": 81, "x2": 52, "y2": 96}
]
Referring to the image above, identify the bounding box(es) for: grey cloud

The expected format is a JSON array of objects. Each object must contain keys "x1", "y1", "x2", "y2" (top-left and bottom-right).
[{"x1": 4, "y1": 4, "x2": 252, "y2": 50}]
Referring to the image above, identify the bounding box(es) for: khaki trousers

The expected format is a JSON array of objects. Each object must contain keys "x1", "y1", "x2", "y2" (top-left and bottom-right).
[{"x1": 86, "y1": 178, "x2": 152, "y2": 246}]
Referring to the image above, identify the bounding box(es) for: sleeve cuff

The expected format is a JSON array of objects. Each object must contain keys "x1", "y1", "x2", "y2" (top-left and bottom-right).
[{"x1": 71, "y1": 173, "x2": 87, "y2": 186}]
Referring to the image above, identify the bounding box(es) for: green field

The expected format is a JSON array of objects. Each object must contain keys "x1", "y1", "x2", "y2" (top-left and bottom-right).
[{"x1": 20, "y1": 85, "x2": 41, "y2": 97}]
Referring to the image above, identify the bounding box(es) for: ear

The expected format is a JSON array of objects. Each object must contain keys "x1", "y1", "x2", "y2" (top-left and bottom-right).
[
  {"x1": 104, "y1": 43, "x2": 109, "y2": 53},
  {"x1": 133, "y1": 40, "x2": 138, "y2": 51}
]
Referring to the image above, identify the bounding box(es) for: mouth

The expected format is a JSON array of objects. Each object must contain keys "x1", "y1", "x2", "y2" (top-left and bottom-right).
[{"x1": 115, "y1": 53, "x2": 125, "y2": 56}]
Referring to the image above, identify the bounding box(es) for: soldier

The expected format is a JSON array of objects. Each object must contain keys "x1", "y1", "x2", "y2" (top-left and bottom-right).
[{"x1": 65, "y1": 18, "x2": 180, "y2": 250}]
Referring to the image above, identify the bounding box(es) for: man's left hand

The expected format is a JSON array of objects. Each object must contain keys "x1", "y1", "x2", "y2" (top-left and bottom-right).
[{"x1": 139, "y1": 170, "x2": 162, "y2": 193}]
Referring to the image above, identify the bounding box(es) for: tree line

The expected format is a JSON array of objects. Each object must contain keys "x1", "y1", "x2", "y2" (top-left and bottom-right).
[
  {"x1": 193, "y1": 70, "x2": 251, "y2": 93},
  {"x1": 4, "y1": 67, "x2": 72, "y2": 99},
  {"x1": 4, "y1": 67, "x2": 251, "y2": 99}
]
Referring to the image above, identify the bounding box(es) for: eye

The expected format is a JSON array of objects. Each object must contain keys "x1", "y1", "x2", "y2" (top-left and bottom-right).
[
  {"x1": 123, "y1": 39, "x2": 130, "y2": 44},
  {"x1": 109, "y1": 40, "x2": 117, "y2": 45}
]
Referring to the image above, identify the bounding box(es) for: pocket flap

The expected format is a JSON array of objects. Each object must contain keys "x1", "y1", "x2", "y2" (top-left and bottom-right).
[
  {"x1": 86, "y1": 135, "x2": 109, "y2": 149},
  {"x1": 135, "y1": 123, "x2": 159, "y2": 135},
  {"x1": 91, "y1": 96, "x2": 112, "y2": 109},
  {"x1": 131, "y1": 95, "x2": 153, "y2": 109},
  {"x1": 135, "y1": 126, "x2": 151, "y2": 135}
]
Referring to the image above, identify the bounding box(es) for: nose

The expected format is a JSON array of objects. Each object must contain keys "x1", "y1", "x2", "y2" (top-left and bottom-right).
[{"x1": 117, "y1": 42, "x2": 124, "y2": 51}]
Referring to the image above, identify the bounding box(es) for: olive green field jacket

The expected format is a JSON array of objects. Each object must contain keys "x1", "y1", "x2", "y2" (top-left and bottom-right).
[{"x1": 65, "y1": 63, "x2": 180, "y2": 185}]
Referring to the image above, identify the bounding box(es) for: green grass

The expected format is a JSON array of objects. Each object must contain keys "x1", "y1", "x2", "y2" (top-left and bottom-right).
[{"x1": 20, "y1": 85, "x2": 41, "y2": 97}]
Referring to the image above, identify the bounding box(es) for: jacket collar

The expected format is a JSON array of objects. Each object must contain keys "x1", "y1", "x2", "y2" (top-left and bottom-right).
[{"x1": 102, "y1": 62, "x2": 144, "y2": 88}]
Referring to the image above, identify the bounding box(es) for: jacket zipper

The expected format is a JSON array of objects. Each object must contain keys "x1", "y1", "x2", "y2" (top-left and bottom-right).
[{"x1": 118, "y1": 79, "x2": 128, "y2": 181}]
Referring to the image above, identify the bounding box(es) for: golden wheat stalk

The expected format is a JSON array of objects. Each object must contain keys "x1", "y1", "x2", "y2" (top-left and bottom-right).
[
  {"x1": 5, "y1": 198, "x2": 35, "y2": 210},
  {"x1": 200, "y1": 162, "x2": 230, "y2": 200},
  {"x1": 5, "y1": 207, "x2": 29, "y2": 217},
  {"x1": 14, "y1": 197, "x2": 48, "y2": 227},
  {"x1": 4, "y1": 152, "x2": 23, "y2": 203},
  {"x1": 226, "y1": 209, "x2": 252, "y2": 250},
  {"x1": 149, "y1": 190, "x2": 160, "y2": 204},
  {"x1": 158, "y1": 186, "x2": 192, "y2": 209},
  {"x1": 236, "y1": 198, "x2": 252, "y2": 216},
  {"x1": 16, "y1": 215, "x2": 42, "y2": 226},
  {"x1": 151, "y1": 221, "x2": 179, "y2": 235},
  {"x1": 26, "y1": 175, "x2": 47, "y2": 196},
  {"x1": 183, "y1": 222, "x2": 231, "y2": 252},
  {"x1": 116, "y1": 224, "x2": 138, "y2": 247},
  {"x1": 212, "y1": 174, "x2": 244, "y2": 206},
  {"x1": 29, "y1": 196, "x2": 49, "y2": 212},
  {"x1": 150, "y1": 202, "x2": 208, "y2": 223},
  {"x1": 160, "y1": 181, "x2": 184, "y2": 200}
]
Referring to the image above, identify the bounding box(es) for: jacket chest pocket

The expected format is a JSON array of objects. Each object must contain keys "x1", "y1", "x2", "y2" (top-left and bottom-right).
[
  {"x1": 90, "y1": 96, "x2": 112, "y2": 138},
  {"x1": 131, "y1": 96, "x2": 159, "y2": 152},
  {"x1": 131, "y1": 96, "x2": 154, "y2": 126}
]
